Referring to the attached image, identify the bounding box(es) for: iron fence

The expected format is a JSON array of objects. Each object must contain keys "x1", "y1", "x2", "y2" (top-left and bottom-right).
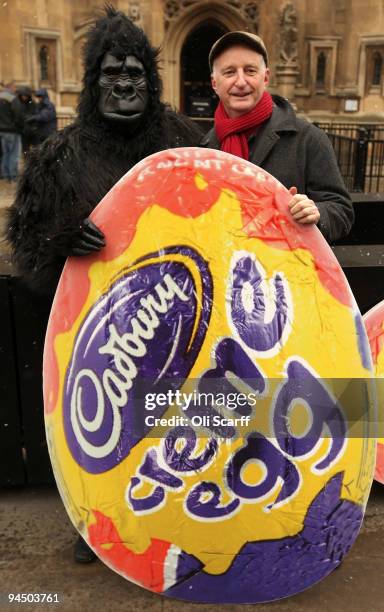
[
  {"x1": 315, "y1": 122, "x2": 384, "y2": 193},
  {"x1": 314, "y1": 122, "x2": 384, "y2": 140}
]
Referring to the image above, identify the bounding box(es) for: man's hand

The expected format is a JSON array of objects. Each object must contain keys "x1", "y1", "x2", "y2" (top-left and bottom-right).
[
  {"x1": 68, "y1": 218, "x2": 106, "y2": 256},
  {"x1": 287, "y1": 186, "x2": 320, "y2": 226}
]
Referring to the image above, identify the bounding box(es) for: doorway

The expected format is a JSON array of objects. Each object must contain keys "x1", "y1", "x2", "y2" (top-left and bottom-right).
[{"x1": 180, "y1": 22, "x2": 227, "y2": 118}]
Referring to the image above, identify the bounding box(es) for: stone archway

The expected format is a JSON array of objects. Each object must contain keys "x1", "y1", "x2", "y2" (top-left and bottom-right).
[{"x1": 162, "y1": 3, "x2": 246, "y2": 110}]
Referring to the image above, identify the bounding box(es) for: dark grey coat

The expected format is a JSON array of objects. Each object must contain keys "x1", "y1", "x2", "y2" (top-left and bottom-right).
[{"x1": 201, "y1": 95, "x2": 354, "y2": 244}]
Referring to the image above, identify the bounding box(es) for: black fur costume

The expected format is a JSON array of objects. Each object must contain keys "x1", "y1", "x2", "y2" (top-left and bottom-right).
[{"x1": 7, "y1": 7, "x2": 202, "y2": 293}]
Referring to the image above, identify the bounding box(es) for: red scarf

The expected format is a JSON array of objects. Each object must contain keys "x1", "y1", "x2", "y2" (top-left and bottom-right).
[{"x1": 214, "y1": 91, "x2": 273, "y2": 160}]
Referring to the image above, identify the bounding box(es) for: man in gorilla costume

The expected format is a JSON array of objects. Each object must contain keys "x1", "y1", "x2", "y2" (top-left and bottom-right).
[
  {"x1": 7, "y1": 6, "x2": 202, "y2": 293},
  {"x1": 6, "y1": 7, "x2": 201, "y2": 563}
]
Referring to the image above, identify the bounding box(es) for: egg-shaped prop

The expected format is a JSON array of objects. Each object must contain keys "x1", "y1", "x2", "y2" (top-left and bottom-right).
[
  {"x1": 363, "y1": 299, "x2": 384, "y2": 483},
  {"x1": 44, "y1": 147, "x2": 375, "y2": 604}
]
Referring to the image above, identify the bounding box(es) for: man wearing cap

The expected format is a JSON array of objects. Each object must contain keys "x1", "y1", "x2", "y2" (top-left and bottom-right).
[{"x1": 201, "y1": 32, "x2": 353, "y2": 243}]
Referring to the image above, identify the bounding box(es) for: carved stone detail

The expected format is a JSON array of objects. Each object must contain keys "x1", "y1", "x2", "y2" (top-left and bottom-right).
[
  {"x1": 164, "y1": 1, "x2": 197, "y2": 26},
  {"x1": 243, "y1": 3, "x2": 260, "y2": 29},
  {"x1": 226, "y1": 1, "x2": 260, "y2": 31},
  {"x1": 275, "y1": 3, "x2": 300, "y2": 101},
  {"x1": 164, "y1": 1, "x2": 260, "y2": 32},
  {"x1": 128, "y1": 1, "x2": 141, "y2": 23},
  {"x1": 278, "y1": 2, "x2": 298, "y2": 66}
]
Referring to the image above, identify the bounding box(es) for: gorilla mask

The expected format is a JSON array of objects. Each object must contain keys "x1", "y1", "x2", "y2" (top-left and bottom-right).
[
  {"x1": 98, "y1": 53, "x2": 148, "y2": 128},
  {"x1": 78, "y1": 6, "x2": 162, "y2": 133}
]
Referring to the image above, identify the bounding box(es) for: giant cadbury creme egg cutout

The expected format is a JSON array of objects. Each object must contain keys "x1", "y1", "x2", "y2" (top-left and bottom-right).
[
  {"x1": 363, "y1": 299, "x2": 384, "y2": 484},
  {"x1": 44, "y1": 148, "x2": 375, "y2": 604}
]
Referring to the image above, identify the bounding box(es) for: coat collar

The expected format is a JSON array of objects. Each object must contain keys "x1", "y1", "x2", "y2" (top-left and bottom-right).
[{"x1": 249, "y1": 95, "x2": 298, "y2": 165}]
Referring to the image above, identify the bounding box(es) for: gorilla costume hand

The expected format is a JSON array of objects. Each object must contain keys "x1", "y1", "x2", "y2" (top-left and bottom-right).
[{"x1": 67, "y1": 219, "x2": 105, "y2": 256}]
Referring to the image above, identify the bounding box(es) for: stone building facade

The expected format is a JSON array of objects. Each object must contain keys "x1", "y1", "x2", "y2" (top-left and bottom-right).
[{"x1": 0, "y1": 0, "x2": 383, "y2": 122}]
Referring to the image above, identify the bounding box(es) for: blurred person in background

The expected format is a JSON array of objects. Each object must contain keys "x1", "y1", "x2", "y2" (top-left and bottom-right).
[
  {"x1": 0, "y1": 81, "x2": 22, "y2": 182},
  {"x1": 25, "y1": 88, "x2": 57, "y2": 145},
  {"x1": 15, "y1": 85, "x2": 38, "y2": 155}
]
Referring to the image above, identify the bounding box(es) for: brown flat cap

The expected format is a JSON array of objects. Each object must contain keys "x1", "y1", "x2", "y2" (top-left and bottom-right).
[{"x1": 209, "y1": 31, "x2": 268, "y2": 71}]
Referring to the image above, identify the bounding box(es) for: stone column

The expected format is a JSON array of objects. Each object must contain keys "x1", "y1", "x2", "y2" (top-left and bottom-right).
[{"x1": 275, "y1": 3, "x2": 300, "y2": 102}]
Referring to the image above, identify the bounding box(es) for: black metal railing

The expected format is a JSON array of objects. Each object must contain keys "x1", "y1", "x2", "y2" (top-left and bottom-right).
[
  {"x1": 315, "y1": 123, "x2": 384, "y2": 193},
  {"x1": 314, "y1": 122, "x2": 384, "y2": 140}
]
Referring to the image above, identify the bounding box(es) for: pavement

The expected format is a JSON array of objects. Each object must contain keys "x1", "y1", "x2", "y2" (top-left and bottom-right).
[{"x1": 0, "y1": 483, "x2": 384, "y2": 612}]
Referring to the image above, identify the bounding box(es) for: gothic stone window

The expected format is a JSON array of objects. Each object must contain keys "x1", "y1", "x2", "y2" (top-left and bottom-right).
[
  {"x1": 36, "y1": 38, "x2": 57, "y2": 89},
  {"x1": 372, "y1": 52, "x2": 383, "y2": 85},
  {"x1": 314, "y1": 48, "x2": 331, "y2": 93},
  {"x1": 366, "y1": 48, "x2": 384, "y2": 90},
  {"x1": 316, "y1": 51, "x2": 327, "y2": 88},
  {"x1": 309, "y1": 40, "x2": 339, "y2": 95},
  {"x1": 39, "y1": 45, "x2": 49, "y2": 81}
]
